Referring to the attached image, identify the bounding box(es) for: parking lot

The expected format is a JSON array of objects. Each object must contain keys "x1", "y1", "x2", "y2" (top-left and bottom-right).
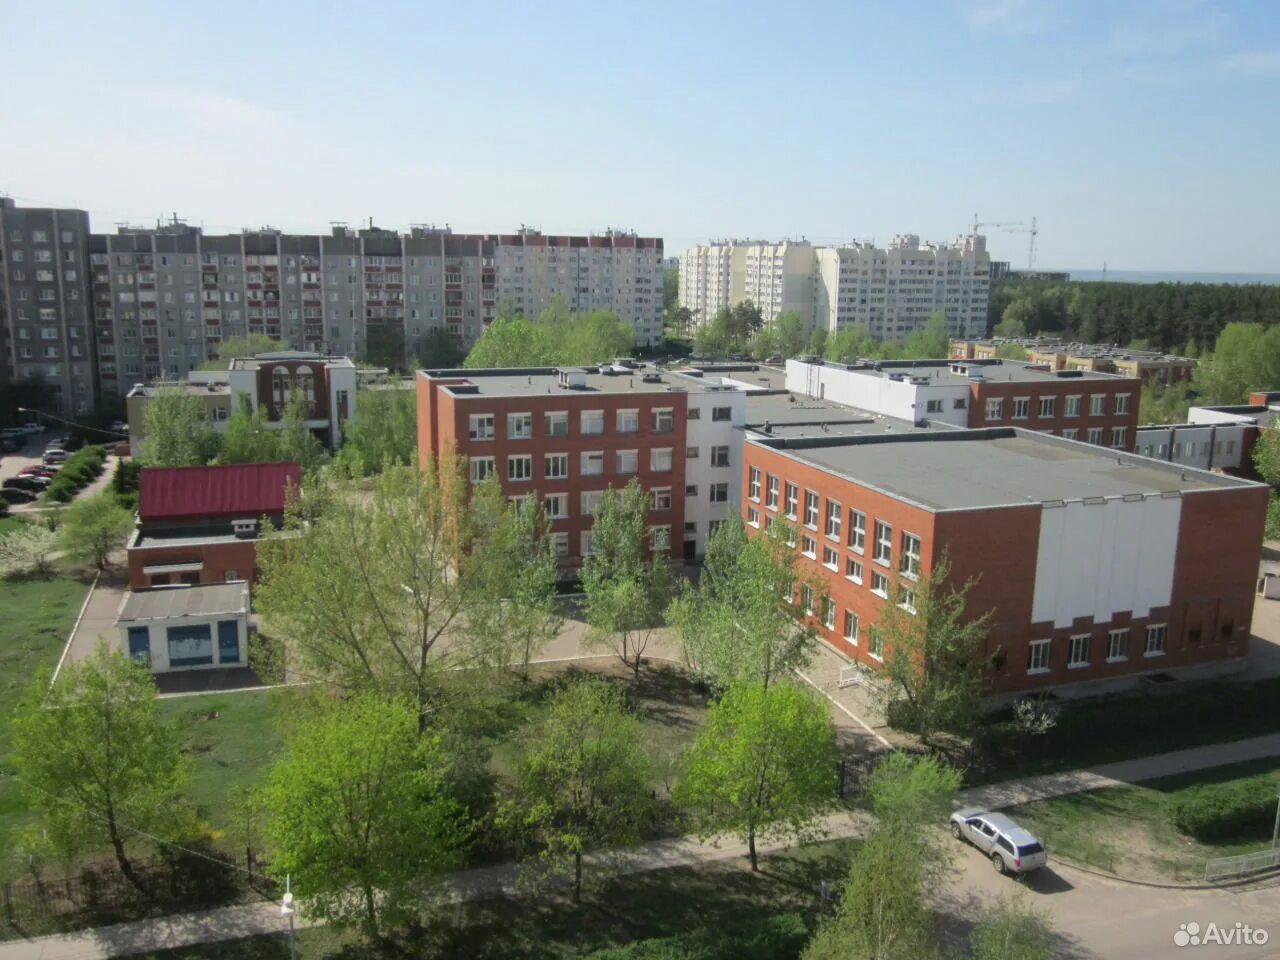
[{"x1": 1, "y1": 428, "x2": 117, "y2": 510}]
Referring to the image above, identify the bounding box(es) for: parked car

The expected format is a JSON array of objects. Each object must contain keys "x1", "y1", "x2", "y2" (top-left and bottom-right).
[
  {"x1": 20, "y1": 422, "x2": 44, "y2": 434},
  {"x1": 0, "y1": 487, "x2": 36, "y2": 505},
  {"x1": 0, "y1": 436, "x2": 22, "y2": 453},
  {"x1": 18, "y1": 466, "x2": 58, "y2": 479},
  {"x1": 949, "y1": 809, "x2": 1047, "y2": 876},
  {"x1": 3, "y1": 476, "x2": 47, "y2": 493},
  {"x1": 42, "y1": 449, "x2": 69, "y2": 465}
]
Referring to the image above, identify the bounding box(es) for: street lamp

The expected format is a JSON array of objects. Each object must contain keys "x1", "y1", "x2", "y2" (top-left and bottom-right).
[{"x1": 281, "y1": 874, "x2": 298, "y2": 960}]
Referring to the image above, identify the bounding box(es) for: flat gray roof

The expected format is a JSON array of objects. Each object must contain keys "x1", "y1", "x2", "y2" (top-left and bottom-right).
[
  {"x1": 423, "y1": 366, "x2": 734, "y2": 398},
  {"x1": 745, "y1": 392, "x2": 934, "y2": 438},
  {"x1": 758, "y1": 430, "x2": 1253, "y2": 511},
  {"x1": 118, "y1": 583, "x2": 249, "y2": 622},
  {"x1": 803, "y1": 358, "x2": 1132, "y2": 386}
]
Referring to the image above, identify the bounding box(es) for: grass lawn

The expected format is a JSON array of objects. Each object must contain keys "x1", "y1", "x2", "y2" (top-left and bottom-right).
[
  {"x1": 1010, "y1": 757, "x2": 1280, "y2": 881},
  {"x1": 121, "y1": 839, "x2": 857, "y2": 959},
  {"x1": 0, "y1": 514, "x2": 30, "y2": 535}
]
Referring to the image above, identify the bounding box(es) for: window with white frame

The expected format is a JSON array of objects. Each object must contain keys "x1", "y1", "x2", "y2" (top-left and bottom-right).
[
  {"x1": 868, "y1": 630, "x2": 885, "y2": 661},
  {"x1": 849, "y1": 510, "x2": 866, "y2": 552},
  {"x1": 871, "y1": 571, "x2": 889, "y2": 597},
  {"x1": 1039, "y1": 396, "x2": 1056, "y2": 417},
  {"x1": 581, "y1": 531, "x2": 596, "y2": 556},
  {"x1": 766, "y1": 475, "x2": 779, "y2": 510},
  {"x1": 617, "y1": 450, "x2": 639, "y2": 474},
  {"x1": 652, "y1": 408, "x2": 674, "y2": 433},
  {"x1": 873, "y1": 521, "x2": 892, "y2": 565},
  {"x1": 1115, "y1": 393, "x2": 1131, "y2": 414},
  {"x1": 1087, "y1": 427, "x2": 1104, "y2": 445},
  {"x1": 1145, "y1": 623, "x2": 1166, "y2": 656},
  {"x1": 899, "y1": 585, "x2": 917, "y2": 614},
  {"x1": 1090, "y1": 394, "x2": 1106, "y2": 416},
  {"x1": 545, "y1": 453, "x2": 568, "y2": 479},
  {"x1": 900, "y1": 532, "x2": 921, "y2": 579},
  {"x1": 747, "y1": 507, "x2": 760, "y2": 526},
  {"x1": 804, "y1": 491, "x2": 819, "y2": 528},
  {"x1": 846, "y1": 557, "x2": 863, "y2": 583},
  {"x1": 1107, "y1": 629, "x2": 1129, "y2": 661},
  {"x1": 1069, "y1": 634, "x2": 1091, "y2": 667},
  {"x1": 709, "y1": 483, "x2": 729, "y2": 503},
  {"x1": 581, "y1": 451, "x2": 604, "y2": 476},
  {"x1": 581, "y1": 490, "x2": 604, "y2": 515},
  {"x1": 1012, "y1": 397, "x2": 1030, "y2": 420},
  {"x1": 508, "y1": 455, "x2": 533, "y2": 481},
  {"x1": 822, "y1": 545, "x2": 839, "y2": 570},
  {"x1": 1064, "y1": 395, "x2": 1081, "y2": 417},
  {"x1": 822, "y1": 596, "x2": 836, "y2": 629},
  {"x1": 650, "y1": 526, "x2": 671, "y2": 554},
  {"x1": 686, "y1": 445, "x2": 699, "y2": 458},
  {"x1": 843, "y1": 610, "x2": 859, "y2": 644},
  {"x1": 825, "y1": 500, "x2": 842, "y2": 541},
  {"x1": 468, "y1": 413, "x2": 495, "y2": 440},
  {"x1": 985, "y1": 398, "x2": 1003, "y2": 421},
  {"x1": 1027, "y1": 639, "x2": 1051, "y2": 673},
  {"x1": 544, "y1": 493, "x2": 568, "y2": 519},
  {"x1": 652, "y1": 487, "x2": 672, "y2": 511},
  {"x1": 801, "y1": 585, "x2": 814, "y2": 614},
  {"x1": 470, "y1": 456, "x2": 495, "y2": 483},
  {"x1": 749, "y1": 468, "x2": 761, "y2": 501},
  {"x1": 581, "y1": 409, "x2": 604, "y2": 435},
  {"x1": 507, "y1": 412, "x2": 533, "y2": 439},
  {"x1": 785, "y1": 482, "x2": 799, "y2": 519},
  {"x1": 712, "y1": 406, "x2": 732, "y2": 422},
  {"x1": 801, "y1": 535, "x2": 817, "y2": 558},
  {"x1": 1062, "y1": 428, "x2": 1078, "y2": 440},
  {"x1": 545, "y1": 411, "x2": 569, "y2": 437},
  {"x1": 710, "y1": 445, "x2": 730, "y2": 467},
  {"x1": 651, "y1": 447, "x2": 673, "y2": 472},
  {"x1": 1111, "y1": 427, "x2": 1128, "y2": 449},
  {"x1": 617, "y1": 408, "x2": 640, "y2": 433},
  {"x1": 550, "y1": 532, "x2": 569, "y2": 558}
]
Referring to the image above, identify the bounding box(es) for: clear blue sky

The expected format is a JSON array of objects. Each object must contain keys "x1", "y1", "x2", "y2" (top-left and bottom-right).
[{"x1": 2, "y1": 0, "x2": 1277, "y2": 272}]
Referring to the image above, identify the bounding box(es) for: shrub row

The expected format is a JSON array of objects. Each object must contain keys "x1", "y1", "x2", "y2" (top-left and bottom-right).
[
  {"x1": 582, "y1": 913, "x2": 809, "y2": 960},
  {"x1": 1169, "y1": 775, "x2": 1280, "y2": 842},
  {"x1": 45, "y1": 446, "x2": 108, "y2": 503}
]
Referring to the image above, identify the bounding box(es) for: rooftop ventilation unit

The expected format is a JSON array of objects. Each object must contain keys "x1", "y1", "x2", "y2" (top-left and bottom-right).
[
  {"x1": 641, "y1": 373, "x2": 663, "y2": 384},
  {"x1": 557, "y1": 368, "x2": 588, "y2": 390}
]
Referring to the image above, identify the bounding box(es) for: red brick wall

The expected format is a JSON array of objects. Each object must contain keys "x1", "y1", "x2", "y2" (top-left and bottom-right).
[
  {"x1": 127, "y1": 540, "x2": 261, "y2": 590},
  {"x1": 968, "y1": 378, "x2": 1140, "y2": 450}
]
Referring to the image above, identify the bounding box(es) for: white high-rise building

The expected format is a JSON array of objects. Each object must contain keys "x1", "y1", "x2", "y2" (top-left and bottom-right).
[{"x1": 678, "y1": 243, "x2": 735, "y2": 327}]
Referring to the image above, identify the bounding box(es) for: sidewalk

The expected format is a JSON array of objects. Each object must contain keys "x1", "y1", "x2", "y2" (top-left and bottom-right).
[{"x1": 5, "y1": 730, "x2": 1278, "y2": 960}]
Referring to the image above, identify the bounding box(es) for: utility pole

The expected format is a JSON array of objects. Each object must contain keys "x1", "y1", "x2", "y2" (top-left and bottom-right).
[{"x1": 281, "y1": 874, "x2": 298, "y2": 960}]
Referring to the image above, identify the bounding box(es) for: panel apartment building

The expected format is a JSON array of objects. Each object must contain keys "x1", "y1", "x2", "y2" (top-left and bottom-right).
[{"x1": 679, "y1": 234, "x2": 990, "y2": 341}]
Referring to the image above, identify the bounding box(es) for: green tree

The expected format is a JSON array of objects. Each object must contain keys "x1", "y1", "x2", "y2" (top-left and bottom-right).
[
  {"x1": 901, "y1": 311, "x2": 951, "y2": 359},
  {"x1": 581, "y1": 480, "x2": 675, "y2": 679},
  {"x1": 415, "y1": 328, "x2": 466, "y2": 369},
  {"x1": 1195, "y1": 323, "x2": 1280, "y2": 405},
  {"x1": 825, "y1": 323, "x2": 877, "y2": 363},
  {"x1": 465, "y1": 315, "x2": 556, "y2": 368},
  {"x1": 11, "y1": 645, "x2": 187, "y2": 891},
  {"x1": 668, "y1": 515, "x2": 814, "y2": 690},
  {"x1": 992, "y1": 315, "x2": 1027, "y2": 338},
  {"x1": 198, "y1": 334, "x2": 288, "y2": 369},
  {"x1": 970, "y1": 894, "x2": 1058, "y2": 960},
  {"x1": 465, "y1": 483, "x2": 562, "y2": 681},
  {"x1": 773, "y1": 310, "x2": 808, "y2": 358},
  {"x1": 805, "y1": 326, "x2": 829, "y2": 357},
  {"x1": 665, "y1": 305, "x2": 694, "y2": 340},
  {"x1": 506, "y1": 678, "x2": 653, "y2": 901},
  {"x1": 275, "y1": 390, "x2": 328, "y2": 473},
  {"x1": 334, "y1": 383, "x2": 417, "y2": 476},
  {"x1": 678, "y1": 682, "x2": 837, "y2": 871},
  {"x1": 217, "y1": 397, "x2": 281, "y2": 464},
  {"x1": 1252, "y1": 425, "x2": 1280, "y2": 486},
  {"x1": 256, "y1": 460, "x2": 474, "y2": 728},
  {"x1": 1139, "y1": 380, "x2": 1192, "y2": 425},
  {"x1": 994, "y1": 342, "x2": 1028, "y2": 361},
  {"x1": 662, "y1": 268, "x2": 679, "y2": 314},
  {"x1": 59, "y1": 492, "x2": 135, "y2": 570},
  {"x1": 871, "y1": 555, "x2": 992, "y2": 744},
  {"x1": 0, "y1": 523, "x2": 59, "y2": 578},
  {"x1": 263, "y1": 693, "x2": 467, "y2": 942},
  {"x1": 137, "y1": 387, "x2": 220, "y2": 466}
]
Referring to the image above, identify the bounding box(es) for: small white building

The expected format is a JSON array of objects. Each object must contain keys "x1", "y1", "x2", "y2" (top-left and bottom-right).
[{"x1": 115, "y1": 582, "x2": 251, "y2": 673}]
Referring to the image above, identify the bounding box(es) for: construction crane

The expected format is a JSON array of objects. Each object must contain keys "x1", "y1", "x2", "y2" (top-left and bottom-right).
[
  {"x1": 1001, "y1": 216, "x2": 1039, "y2": 269},
  {"x1": 971, "y1": 213, "x2": 1023, "y2": 235}
]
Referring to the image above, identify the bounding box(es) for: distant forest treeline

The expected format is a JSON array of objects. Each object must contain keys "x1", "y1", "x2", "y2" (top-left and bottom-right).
[{"x1": 987, "y1": 279, "x2": 1280, "y2": 353}]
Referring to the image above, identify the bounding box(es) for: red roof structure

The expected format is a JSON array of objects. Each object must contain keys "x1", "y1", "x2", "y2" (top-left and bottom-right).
[{"x1": 139, "y1": 463, "x2": 301, "y2": 523}]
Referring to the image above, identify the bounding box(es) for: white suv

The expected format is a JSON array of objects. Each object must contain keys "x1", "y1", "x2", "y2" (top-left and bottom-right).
[{"x1": 950, "y1": 809, "x2": 1047, "y2": 875}]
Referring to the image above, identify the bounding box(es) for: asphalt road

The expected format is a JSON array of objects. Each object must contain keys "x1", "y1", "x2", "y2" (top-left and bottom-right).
[{"x1": 942, "y1": 839, "x2": 1280, "y2": 959}]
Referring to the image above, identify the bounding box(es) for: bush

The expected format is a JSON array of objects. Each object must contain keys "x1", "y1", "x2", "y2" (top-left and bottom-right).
[
  {"x1": 42, "y1": 447, "x2": 109, "y2": 503},
  {"x1": 45, "y1": 476, "x2": 79, "y2": 503},
  {"x1": 582, "y1": 913, "x2": 809, "y2": 959},
  {"x1": 1170, "y1": 775, "x2": 1280, "y2": 842}
]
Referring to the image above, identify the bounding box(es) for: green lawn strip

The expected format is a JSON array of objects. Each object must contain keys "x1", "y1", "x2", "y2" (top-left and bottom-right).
[
  {"x1": 0, "y1": 515, "x2": 30, "y2": 535},
  {"x1": 121, "y1": 839, "x2": 856, "y2": 960},
  {"x1": 1009, "y1": 756, "x2": 1280, "y2": 881}
]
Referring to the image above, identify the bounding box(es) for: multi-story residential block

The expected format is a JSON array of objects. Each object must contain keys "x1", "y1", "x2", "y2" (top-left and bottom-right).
[
  {"x1": 416, "y1": 364, "x2": 746, "y2": 562},
  {"x1": 741, "y1": 429, "x2": 1267, "y2": 696},
  {"x1": 0, "y1": 197, "x2": 95, "y2": 413},
  {"x1": 679, "y1": 234, "x2": 990, "y2": 341},
  {"x1": 786, "y1": 357, "x2": 1140, "y2": 450}
]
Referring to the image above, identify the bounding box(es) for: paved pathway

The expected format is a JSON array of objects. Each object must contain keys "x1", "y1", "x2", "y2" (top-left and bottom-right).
[{"x1": 4, "y1": 730, "x2": 1278, "y2": 960}]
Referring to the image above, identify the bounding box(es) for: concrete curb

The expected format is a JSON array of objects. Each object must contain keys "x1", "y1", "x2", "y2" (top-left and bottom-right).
[
  {"x1": 1049, "y1": 854, "x2": 1280, "y2": 891},
  {"x1": 47, "y1": 571, "x2": 100, "y2": 693}
]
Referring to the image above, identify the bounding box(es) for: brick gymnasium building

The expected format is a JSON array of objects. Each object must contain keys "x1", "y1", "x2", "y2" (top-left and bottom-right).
[
  {"x1": 742, "y1": 429, "x2": 1267, "y2": 695},
  {"x1": 416, "y1": 365, "x2": 747, "y2": 563},
  {"x1": 126, "y1": 462, "x2": 301, "y2": 589}
]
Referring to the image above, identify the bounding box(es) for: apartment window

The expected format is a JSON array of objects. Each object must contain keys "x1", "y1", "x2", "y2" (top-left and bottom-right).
[
  {"x1": 871, "y1": 571, "x2": 890, "y2": 598},
  {"x1": 801, "y1": 585, "x2": 815, "y2": 614},
  {"x1": 1090, "y1": 394, "x2": 1106, "y2": 416},
  {"x1": 710, "y1": 445, "x2": 730, "y2": 467},
  {"x1": 468, "y1": 414, "x2": 495, "y2": 441},
  {"x1": 822, "y1": 501, "x2": 841, "y2": 541},
  {"x1": 1115, "y1": 393, "x2": 1131, "y2": 414},
  {"x1": 1065, "y1": 395, "x2": 1081, "y2": 417},
  {"x1": 581, "y1": 490, "x2": 604, "y2": 515},
  {"x1": 899, "y1": 586, "x2": 917, "y2": 614},
  {"x1": 900, "y1": 533, "x2": 921, "y2": 580},
  {"x1": 804, "y1": 491, "x2": 819, "y2": 529},
  {"x1": 766, "y1": 475, "x2": 780, "y2": 510},
  {"x1": 926, "y1": 399, "x2": 943, "y2": 413},
  {"x1": 747, "y1": 507, "x2": 761, "y2": 527},
  {"x1": 508, "y1": 455, "x2": 533, "y2": 481},
  {"x1": 652, "y1": 408, "x2": 674, "y2": 433},
  {"x1": 550, "y1": 532, "x2": 569, "y2": 558},
  {"x1": 507, "y1": 412, "x2": 533, "y2": 440},
  {"x1": 1107, "y1": 629, "x2": 1129, "y2": 662},
  {"x1": 822, "y1": 545, "x2": 839, "y2": 570},
  {"x1": 616, "y1": 450, "x2": 639, "y2": 475},
  {"x1": 1069, "y1": 634, "x2": 1091, "y2": 668},
  {"x1": 712, "y1": 406, "x2": 732, "y2": 422},
  {"x1": 581, "y1": 451, "x2": 605, "y2": 476},
  {"x1": 651, "y1": 447, "x2": 673, "y2": 472},
  {"x1": 1144, "y1": 624, "x2": 1166, "y2": 657},
  {"x1": 849, "y1": 510, "x2": 866, "y2": 553},
  {"x1": 470, "y1": 456, "x2": 495, "y2": 483},
  {"x1": 1087, "y1": 427, "x2": 1104, "y2": 445},
  {"x1": 873, "y1": 521, "x2": 892, "y2": 565},
  {"x1": 544, "y1": 493, "x2": 568, "y2": 519},
  {"x1": 545, "y1": 411, "x2": 569, "y2": 437},
  {"x1": 581, "y1": 531, "x2": 596, "y2": 557},
  {"x1": 1012, "y1": 397, "x2": 1030, "y2": 420},
  {"x1": 868, "y1": 630, "x2": 885, "y2": 661},
  {"x1": 1038, "y1": 396, "x2": 1056, "y2": 417},
  {"x1": 1027, "y1": 639, "x2": 1051, "y2": 674},
  {"x1": 843, "y1": 610, "x2": 859, "y2": 645},
  {"x1": 617, "y1": 408, "x2": 640, "y2": 433},
  {"x1": 686, "y1": 445, "x2": 699, "y2": 458},
  {"x1": 784, "y1": 483, "x2": 799, "y2": 518},
  {"x1": 686, "y1": 484, "x2": 698, "y2": 497},
  {"x1": 709, "y1": 483, "x2": 729, "y2": 503},
  {"x1": 650, "y1": 526, "x2": 671, "y2": 554},
  {"x1": 1111, "y1": 427, "x2": 1128, "y2": 449},
  {"x1": 821, "y1": 596, "x2": 837, "y2": 630},
  {"x1": 545, "y1": 453, "x2": 569, "y2": 479},
  {"x1": 687, "y1": 407, "x2": 701, "y2": 420},
  {"x1": 985, "y1": 398, "x2": 1002, "y2": 421},
  {"x1": 1062, "y1": 428, "x2": 1079, "y2": 440},
  {"x1": 650, "y1": 487, "x2": 671, "y2": 511},
  {"x1": 748, "y1": 467, "x2": 762, "y2": 501},
  {"x1": 581, "y1": 409, "x2": 604, "y2": 435},
  {"x1": 846, "y1": 557, "x2": 863, "y2": 584}
]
